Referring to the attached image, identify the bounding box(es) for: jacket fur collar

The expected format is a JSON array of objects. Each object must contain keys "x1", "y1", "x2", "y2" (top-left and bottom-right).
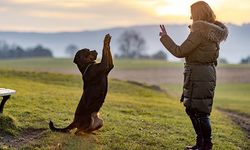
[{"x1": 190, "y1": 20, "x2": 228, "y2": 43}]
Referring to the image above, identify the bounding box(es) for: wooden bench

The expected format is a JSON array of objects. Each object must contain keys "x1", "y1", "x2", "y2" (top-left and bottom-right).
[{"x1": 0, "y1": 88, "x2": 16, "y2": 113}]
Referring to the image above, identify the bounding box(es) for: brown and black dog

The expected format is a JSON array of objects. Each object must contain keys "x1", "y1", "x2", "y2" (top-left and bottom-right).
[{"x1": 49, "y1": 34, "x2": 114, "y2": 134}]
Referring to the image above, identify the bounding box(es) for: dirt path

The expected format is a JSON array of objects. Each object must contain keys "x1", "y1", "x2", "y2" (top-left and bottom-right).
[
  {"x1": 0, "y1": 128, "x2": 46, "y2": 149},
  {"x1": 218, "y1": 108, "x2": 250, "y2": 139},
  {"x1": 110, "y1": 67, "x2": 250, "y2": 84}
]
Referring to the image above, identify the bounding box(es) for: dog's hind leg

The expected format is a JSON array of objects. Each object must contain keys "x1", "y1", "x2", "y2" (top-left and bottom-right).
[
  {"x1": 84, "y1": 112, "x2": 103, "y2": 133},
  {"x1": 92, "y1": 112, "x2": 103, "y2": 131}
]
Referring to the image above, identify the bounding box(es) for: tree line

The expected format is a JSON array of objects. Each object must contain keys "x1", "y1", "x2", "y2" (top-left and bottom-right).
[{"x1": 0, "y1": 41, "x2": 53, "y2": 59}]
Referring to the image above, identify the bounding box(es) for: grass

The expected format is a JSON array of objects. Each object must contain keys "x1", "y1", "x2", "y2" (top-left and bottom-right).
[
  {"x1": 0, "y1": 114, "x2": 20, "y2": 136},
  {"x1": 0, "y1": 69, "x2": 249, "y2": 149},
  {"x1": 0, "y1": 58, "x2": 74, "y2": 73},
  {"x1": 161, "y1": 83, "x2": 250, "y2": 116},
  {"x1": 215, "y1": 83, "x2": 250, "y2": 115}
]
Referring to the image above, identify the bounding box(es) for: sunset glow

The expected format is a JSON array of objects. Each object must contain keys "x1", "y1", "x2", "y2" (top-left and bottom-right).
[
  {"x1": 154, "y1": 0, "x2": 220, "y2": 16},
  {"x1": 0, "y1": 0, "x2": 249, "y2": 32}
]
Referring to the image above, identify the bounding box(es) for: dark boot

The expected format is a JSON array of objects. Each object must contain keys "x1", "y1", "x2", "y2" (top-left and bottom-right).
[
  {"x1": 185, "y1": 145, "x2": 199, "y2": 150},
  {"x1": 203, "y1": 144, "x2": 213, "y2": 150},
  {"x1": 185, "y1": 113, "x2": 203, "y2": 150},
  {"x1": 198, "y1": 116, "x2": 212, "y2": 150}
]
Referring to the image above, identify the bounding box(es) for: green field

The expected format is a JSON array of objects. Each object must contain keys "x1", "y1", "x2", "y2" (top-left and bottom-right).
[
  {"x1": 0, "y1": 58, "x2": 74, "y2": 72},
  {"x1": 0, "y1": 57, "x2": 249, "y2": 70},
  {"x1": 0, "y1": 70, "x2": 249, "y2": 149},
  {"x1": 0, "y1": 58, "x2": 183, "y2": 71}
]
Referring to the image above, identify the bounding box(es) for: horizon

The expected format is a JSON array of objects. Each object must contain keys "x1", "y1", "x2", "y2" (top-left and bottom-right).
[
  {"x1": 1, "y1": 0, "x2": 250, "y2": 32},
  {"x1": 0, "y1": 22, "x2": 249, "y2": 34}
]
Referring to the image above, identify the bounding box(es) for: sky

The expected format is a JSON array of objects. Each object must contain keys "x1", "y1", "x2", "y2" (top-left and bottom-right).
[{"x1": 0, "y1": 0, "x2": 250, "y2": 32}]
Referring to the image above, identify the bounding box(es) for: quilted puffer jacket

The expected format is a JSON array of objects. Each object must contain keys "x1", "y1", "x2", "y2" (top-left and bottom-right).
[{"x1": 160, "y1": 20, "x2": 228, "y2": 114}]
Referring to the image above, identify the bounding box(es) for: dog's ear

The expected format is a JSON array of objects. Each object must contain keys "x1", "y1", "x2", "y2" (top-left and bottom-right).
[{"x1": 73, "y1": 51, "x2": 79, "y2": 64}]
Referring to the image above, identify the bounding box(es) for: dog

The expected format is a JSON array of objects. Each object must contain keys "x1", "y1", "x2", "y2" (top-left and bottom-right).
[{"x1": 49, "y1": 34, "x2": 114, "y2": 134}]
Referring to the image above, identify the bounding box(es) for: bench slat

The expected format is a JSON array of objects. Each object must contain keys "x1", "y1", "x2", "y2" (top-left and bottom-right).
[{"x1": 0, "y1": 88, "x2": 16, "y2": 97}]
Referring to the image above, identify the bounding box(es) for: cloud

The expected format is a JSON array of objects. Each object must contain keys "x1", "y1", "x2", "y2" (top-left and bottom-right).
[
  {"x1": 0, "y1": 0, "x2": 249, "y2": 32},
  {"x1": 5, "y1": 0, "x2": 115, "y2": 9},
  {"x1": 26, "y1": 10, "x2": 98, "y2": 20},
  {"x1": 0, "y1": 0, "x2": 157, "y2": 32},
  {"x1": 0, "y1": 7, "x2": 8, "y2": 12}
]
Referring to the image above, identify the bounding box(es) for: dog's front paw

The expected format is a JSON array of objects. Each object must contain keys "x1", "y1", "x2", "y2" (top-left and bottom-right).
[{"x1": 104, "y1": 34, "x2": 111, "y2": 45}]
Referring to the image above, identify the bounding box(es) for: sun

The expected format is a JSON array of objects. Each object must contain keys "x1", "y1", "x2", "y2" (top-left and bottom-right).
[
  {"x1": 155, "y1": 0, "x2": 220, "y2": 17},
  {"x1": 156, "y1": 1, "x2": 191, "y2": 16}
]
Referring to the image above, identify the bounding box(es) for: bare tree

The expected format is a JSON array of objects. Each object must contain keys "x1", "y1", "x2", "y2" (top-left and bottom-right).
[
  {"x1": 118, "y1": 30, "x2": 146, "y2": 58},
  {"x1": 65, "y1": 44, "x2": 78, "y2": 57}
]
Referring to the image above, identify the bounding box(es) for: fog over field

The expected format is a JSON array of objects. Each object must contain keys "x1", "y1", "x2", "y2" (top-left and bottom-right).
[{"x1": 0, "y1": 23, "x2": 249, "y2": 63}]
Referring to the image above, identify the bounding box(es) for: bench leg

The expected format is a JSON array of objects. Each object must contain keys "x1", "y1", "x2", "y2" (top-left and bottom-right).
[{"x1": 0, "y1": 95, "x2": 10, "y2": 113}]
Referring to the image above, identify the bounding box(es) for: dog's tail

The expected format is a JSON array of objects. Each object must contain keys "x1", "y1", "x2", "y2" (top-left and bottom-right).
[{"x1": 49, "y1": 120, "x2": 76, "y2": 133}]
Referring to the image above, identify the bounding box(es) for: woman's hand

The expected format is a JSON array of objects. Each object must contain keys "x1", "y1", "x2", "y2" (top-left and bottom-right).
[{"x1": 159, "y1": 25, "x2": 167, "y2": 37}]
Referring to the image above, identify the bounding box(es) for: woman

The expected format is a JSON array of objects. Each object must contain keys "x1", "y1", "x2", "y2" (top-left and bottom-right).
[{"x1": 159, "y1": 1, "x2": 228, "y2": 150}]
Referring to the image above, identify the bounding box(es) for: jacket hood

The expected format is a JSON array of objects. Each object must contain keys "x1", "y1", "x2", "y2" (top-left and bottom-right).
[{"x1": 190, "y1": 20, "x2": 228, "y2": 43}]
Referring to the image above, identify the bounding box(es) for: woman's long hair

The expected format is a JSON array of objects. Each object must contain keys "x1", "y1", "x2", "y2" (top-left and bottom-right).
[{"x1": 191, "y1": 1, "x2": 216, "y2": 23}]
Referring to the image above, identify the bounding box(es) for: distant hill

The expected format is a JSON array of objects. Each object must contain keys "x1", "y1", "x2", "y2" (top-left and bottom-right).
[{"x1": 0, "y1": 24, "x2": 249, "y2": 63}]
